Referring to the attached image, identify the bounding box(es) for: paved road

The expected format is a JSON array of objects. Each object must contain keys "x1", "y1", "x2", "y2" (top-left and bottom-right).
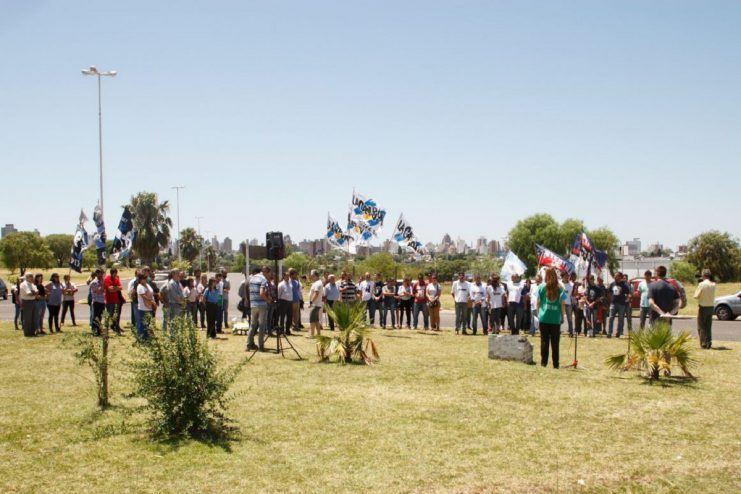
[{"x1": 3, "y1": 273, "x2": 739, "y2": 342}]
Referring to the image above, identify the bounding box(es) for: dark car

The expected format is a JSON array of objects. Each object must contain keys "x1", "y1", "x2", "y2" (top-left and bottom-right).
[{"x1": 0, "y1": 278, "x2": 7, "y2": 300}]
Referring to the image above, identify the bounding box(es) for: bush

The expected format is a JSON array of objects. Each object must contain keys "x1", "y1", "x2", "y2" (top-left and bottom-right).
[
  {"x1": 316, "y1": 302, "x2": 379, "y2": 365},
  {"x1": 670, "y1": 261, "x2": 698, "y2": 284},
  {"x1": 128, "y1": 314, "x2": 246, "y2": 438}
]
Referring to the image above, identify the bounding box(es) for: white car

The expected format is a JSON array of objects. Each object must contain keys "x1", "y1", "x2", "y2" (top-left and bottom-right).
[{"x1": 714, "y1": 291, "x2": 741, "y2": 321}]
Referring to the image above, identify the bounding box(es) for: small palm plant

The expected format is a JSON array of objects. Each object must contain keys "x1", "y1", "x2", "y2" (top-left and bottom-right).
[
  {"x1": 606, "y1": 322, "x2": 698, "y2": 381},
  {"x1": 316, "y1": 302, "x2": 379, "y2": 365}
]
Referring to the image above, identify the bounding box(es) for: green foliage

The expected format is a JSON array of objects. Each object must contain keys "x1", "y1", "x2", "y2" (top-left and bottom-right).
[
  {"x1": 606, "y1": 322, "x2": 697, "y2": 381},
  {"x1": 70, "y1": 328, "x2": 111, "y2": 408},
  {"x1": 670, "y1": 261, "x2": 698, "y2": 284},
  {"x1": 45, "y1": 233, "x2": 74, "y2": 268},
  {"x1": 468, "y1": 256, "x2": 503, "y2": 278},
  {"x1": 128, "y1": 314, "x2": 246, "y2": 438},
  {"x1": 282, "y1": 252, "x2": 318, "y2": 275},
  {"x1": 686, "y1": 231, "x2": 741, "y2": 282},
  {"x1": 355, "y1": 252, "x2": 398, "y2": 279},
  {"x1": 316, "y1": 302, "x2": 379, "y2": 365},
  {"x1": 0, "y1": 231, "x2": 54, "y2": 274},
  {"x1": 170, "y1": 259, "x2": 192, "y2": 272},
  {"x1": 129, "y1": 192, "x2": 172, "y2": 265},
  {"x1": 178, "y1": 227, "x2": 203, "y2": 263}
]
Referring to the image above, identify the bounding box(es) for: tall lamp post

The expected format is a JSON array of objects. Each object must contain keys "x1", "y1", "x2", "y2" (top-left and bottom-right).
[
  {"x1": 171, "y1": 186, "x2": 185, "y2": 260},
  {"x1": 81, "y1": 65, "x2": 117, "y2": 219}
]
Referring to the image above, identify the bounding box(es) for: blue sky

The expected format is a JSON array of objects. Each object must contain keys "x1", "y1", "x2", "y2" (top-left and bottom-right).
[{"x1": 1, "y1": 0, "x2": 739, "y2": 250}]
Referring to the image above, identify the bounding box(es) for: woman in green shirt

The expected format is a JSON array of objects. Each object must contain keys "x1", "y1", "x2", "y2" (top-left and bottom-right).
[{"x1": 538, "y1": 268, "x2": 566, "y2": 368}]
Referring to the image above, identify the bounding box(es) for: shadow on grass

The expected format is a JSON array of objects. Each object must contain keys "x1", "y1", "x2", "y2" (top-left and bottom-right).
[
  {"x1": 639, "y1": 376, "x2": 700, "y2": 389},
  {"x1": 380, "y1": 334, "x2": 413, "y2": 339},
  {"x1": 710, "y1": 346, "x2": 732, "y2": 351}
]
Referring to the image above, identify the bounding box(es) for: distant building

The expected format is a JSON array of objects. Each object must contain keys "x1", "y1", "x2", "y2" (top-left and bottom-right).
[
  {"x1": 211, "y1": 236, "x2": 220, "y2": 251},
  {"x1": 677, "y1": 244, "x2": 688, "y2": 254},
  {"x1": 425, "y1": 242, "x2": 438, "y2": 254},
  {"x1": 441, "y1": 233, "x2": 452, "y2": 247},
  {"x1": 621, "y1": 238, "x2": 641, "y2": 257},
  {"x1": 221, "y1": 237, "x2": 233, "y2": 253},
  {"x1": 456, "y1": 238, "x2": 468, "y2": 255},
  {"x1": 1, "y1": 224, "x2": 17, "y2": 238},
  {"x1": 488, "y1": 240, "x2": 501, "y2": 255},
  {"x1": 646, "y1": 243, "x2": 663, "y2": 256},
  {"x1": 476, "y1": 236, "x2": 487, "y2": 255},
  {"x1": 249, "y1": 238, "x2": 259, "y2": 246},
  {"x1": 297, "y1": 238, "x2": 330, "y2": 257}
]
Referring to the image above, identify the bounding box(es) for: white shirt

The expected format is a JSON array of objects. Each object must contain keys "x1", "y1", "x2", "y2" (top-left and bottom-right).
[
  {"x1": 310, "y1": 280, "x2": 324, "y2": 308},
  {"x1": 137, "y1": 283, "x2": 154, "y2": 311},
  {"x1": 451, "y1": 280, "x2": 471, "y2": 303},
  {"x1": 426, "y1": 283, "x2": 440, "y2": 299},
  {"x1": 186, "y1": 286, "x2": 199, "y2": 303},
  {"x1": 277, "y1": 280, "x2": 294, "y2": 302},
  {"x1": 470, "y1": 282, "x2": 486, "y2": 305},
  {"x1": 562, "y1": 281, "x2": 573, "y2": 306},
  {"x1": 487, "y1": 284, "x2": 505, "y2": 309},
  {"x1": 20, "y1": 280, "x2": 37, "y2": 300},
  {"x1": 507, "y1": 281, "x2": 524, "y2": 304},
  {"x1": 358, "y1": 280, "x2": 374, "y2": 302},
  {"x1": 63, "y1": 281, "x2": 77, "y2": 301},
  {"x1": 530, "y1": 283, "x2": 541, "y2": 311}
]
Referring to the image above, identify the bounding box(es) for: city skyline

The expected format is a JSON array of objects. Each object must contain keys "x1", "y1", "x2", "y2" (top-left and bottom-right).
[{"x1": 2, "y1": 2, "x2": 740, "y2": 248}]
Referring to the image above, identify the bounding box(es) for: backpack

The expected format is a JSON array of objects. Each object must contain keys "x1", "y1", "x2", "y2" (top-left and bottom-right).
[{"x1": 667, "y1": 278, "x2": 687, "y2": 309}]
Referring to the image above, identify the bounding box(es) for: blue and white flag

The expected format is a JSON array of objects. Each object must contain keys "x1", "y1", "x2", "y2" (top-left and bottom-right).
[
  {"x1": 92, "y1": 204, "x2": 107, "y2": 265},
  {"x1": 501, "y1": 251, "x2": 527, "y2": 281},
  {"x1": 392, "y1": 213, "x2": 425, "y2": 254},
  {"x1": 347, "y1": 212, "x2": 375, "y2": 244},
  {"x1": 110, "y1": 206, "x2": 135, "y2": 261},
  {"x1": 69, "y1": 209, "x2": 90, "y2": 273},
  {"x1": 569, "y1": 232, "x2": 607, "y2": 277},
  {"x1": 350, "y1": 191, "x2": 386, "y2": 230},
  {"x1": 326, "y1": 214, "x2": 353, "y2": 249}
]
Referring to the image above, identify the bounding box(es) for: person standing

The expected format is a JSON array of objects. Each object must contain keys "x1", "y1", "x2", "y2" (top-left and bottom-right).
[
  {"x1": 185, "y1": 277, "x2": 199, "y2": 323},
  {"x1": 167, "y1": 270, "x2": 185, "y2": 329},
  {"x1": 220, "y1": 268, "x2": 231, "y2": 329},
  {"x1": 570, "y1": 273, "x2": 584, "y2": 335},
  {"x1": 307, "y1": 270, "x2": 324, "y2": 338},
  {"x1": 584, "y1": 275, "x2": 603, "y2": 337},
  {"x1": 20, "y1": 273, "x2": 38, "y2": 337},
  {"x1": 358, "y1": 272, "x2": 375, "y2": 324},
  {"x1": 203, "y1": 277, "x2": 221, "y2": 339},
  {"x1": 340, "y1": 273, "x2": 358, "y2": 303},
  {"x1": 33, "y1": 274, "x2": 47, "y2": 334},
  {"x1": 12, "y1": 278, "x2": 22, "y2": 330},
  {"x1": 486, "y1": 274, "x2": 506, "y2": 334},
  {"x1": 289, "y1": 269, "x2": 302, "y2": 331},
  {"x1": 426, "y1": 274, "x2": 441, "y2": 331},
  {"x1": 470, "y1": 274, "x2": 487, "y2": 335},
  {"x1": 127, "y1": 270, "x2": 140, "y2": 329},
  {"x1": 608, "y1": 272, "x2": 631, "y2": 338},
  {"x1": 89, "y1": 270, "x2": 106, "y2": 336},
  {"x1": 637, "y1": 270, "x2": 652, "y2": 329},
  {"x1": 103, "y1": 268, "x2": 125, "y2": 335},
  {"x1": 382, "y1": 278, "x2": 398, "y2": 329},
  {"x1": 397, "y1": 277, "x2": 413, "y2": 329},
  {"x1": 648, "y1": 265, "x2": 679, "y2": 325},
  {"x1": 198, "y1": 273, "x2": 208, "y2": 328},
  {"x1": 61, "y1": 274, "x2": 78, "y2": 326},
  {"x1": 561, "y1": 272, "x2": 574, "y2": 337},
  {"x1": 246, "y1": 266, "x2": 270, "y2": 351},
  {"x1": 528, "y1": 275, "x2": 543, "y2": 337},
  {"x1": 506, "y1": 274, "x2": 525, "y2": 335},
  {"x1": 238, "y1": 273, "x2": 251, "y2": 322},
  {"x1": 45, "y1": 273, "x2": 64, "y2": 333},
  {"x1": 694, "y1": 269, "x2": 716, "y2": 349},
  {"x1": 135, "y1": 273, "x2": 155, "y2": 340},
  {"x1": 451, "y1": 272, "x2": 471, "y2": 335},
  {"x1": 323, "y1": 275, "x2": 341, "y2": 331},
  {"x1": 412, "y1": 274, "x2": 429, "y2": 330},
  {"x1": 372, "y1": 274, "x2": 385, "y2": 327},
  {"x1": 597, "y1": 276, "x2": 609, "y2": 333},
  {"x1": 537, "y1": 268, "x2": 566, "y2": 369},
  {"x1": 277, "y1": 271, "x2": 294, "y2": 335}
]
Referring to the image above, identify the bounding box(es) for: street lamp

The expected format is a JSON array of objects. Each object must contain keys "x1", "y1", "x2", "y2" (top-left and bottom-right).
[
  {"x1": 81, "y1": 65, "x2": 117, "y2": 219},
  {"x1": 171, "y1": 186, "x2": 185, "y2": 260}
]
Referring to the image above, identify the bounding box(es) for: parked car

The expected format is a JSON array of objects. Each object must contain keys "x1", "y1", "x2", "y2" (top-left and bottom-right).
[
  {"x1": 714, "y1": 291, "x2": 741, "y2": 321},
  {"x1": 0, "y1": 278, "x2": 7, "y2": 300},
  {"x1": 629, "y1": 277, "x2": 686, "y2": 312}
]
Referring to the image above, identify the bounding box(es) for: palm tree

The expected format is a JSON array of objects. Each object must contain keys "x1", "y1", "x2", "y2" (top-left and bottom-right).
[
  {"x1": 606, "y1": 322, "x2": 698, "y2": 380},
  {"x1": 179, "y1": 227, "x2": 203, "y2": 264},
  {"x1": 129, "y1": 192, "x2": 172, "y2": 266},
  {"x1": 316, "y1": 302, "x2": 379, "y2": 365}
]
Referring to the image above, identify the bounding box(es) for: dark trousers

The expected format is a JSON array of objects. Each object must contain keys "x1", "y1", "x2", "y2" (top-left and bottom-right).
[
  {"x1": 198, "y1": 303, "x2": 206, "y2": 328},
  {"x1": 574, "y1": 307, "x2": 584, "y2": 334},
  {"x1": 471, "y1": 304, "x2": 487, "y2": 334},
  {"x1": 278, "y1": 299, "x2": 292, "y2": 332},
  {"x1": 367, "y1": 299, "x2": 377, "y2": 324},
  {"x1": 47, "y1": 304, "x2": 61, "y2": 332},
  {"x1": 22, "y1": 301, "x2": 36, "y2": 337},
  {"x1": 187, "y1": 302, "x2": 198, "y2": 324},
  {"x1": 697, "y1": 306, "x2": 714, "y2": 348},
  {"x1": 14, "y1": 304, "x2": 22, "y2": 329},
  {"x1": 380, "y1": 300, "x2": 396, "y2": 328},
  {"x1": 399, "y1": 299, "x2": 412, "y2": 327},
  {"x1": 326, "y1": 300, "x2": 336, "y2": 330},
  {"x1": 106, "y1": 302, "x2": 122, "y2": 332},
  {"x1": 413, "y1": 302, "x2": 429, "y2": 329},
  {"x1": 61, "y1": 300, "x2": 76, "y2": 325},
  {"x1": 507, "y1": 303, "x2": 524, "y2": 335},
  {"x1": 540, "y1": 322, "x2": 561, "y2": 368},
  {"x1": 206, "y1": 302, "x2": 219, "y2": 338},
  {"x1": 488, "y1": 307, "x2": 503, "y2": 333},
  {"x1": 92, "y1": 302, "x2": 106, "y2": 335}
]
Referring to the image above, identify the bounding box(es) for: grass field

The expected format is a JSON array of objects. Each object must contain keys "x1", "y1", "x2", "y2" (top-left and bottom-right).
[{"x1": 1, "y1": 321, "x2": 739, "y2": 493}]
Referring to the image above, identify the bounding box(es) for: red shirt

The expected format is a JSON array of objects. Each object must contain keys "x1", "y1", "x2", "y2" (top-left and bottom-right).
[
  {"x1": 103, "y1": 275, "x2": 122, "y2": 304},
  {"x1": 413, "y1": 281, "x2": 427, "y2": 303}
]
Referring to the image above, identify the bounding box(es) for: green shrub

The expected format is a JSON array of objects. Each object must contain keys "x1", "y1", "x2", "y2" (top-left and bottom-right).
[
  {"x1": 128, "y1": 314, "x2": 246, "y2": 438},
  {"x1": 670, "y1": 261, "x2": 698, "y2": 284},
  {"x1": 316, "y1": 302, "x2": 379, "y2": 365}
]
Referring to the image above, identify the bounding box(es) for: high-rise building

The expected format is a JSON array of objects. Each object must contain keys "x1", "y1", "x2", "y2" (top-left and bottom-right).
[
  {"x1": 211, "y1": 236, "x2": 220, "y2": 251},
  {"x1": 456, "y1": 238, "x2": 467, "y2": 255},
  {"x1": 441, "y1": 233, "x2": 452, "y2": 247},
  {"x1": 621, "y1": 238, "x2": 641, "y2": 257},
  {"x1": 1, "y1": 224, "x2": 17, "y2": 238},
  {"x1": 221, "y1": 237, "x2": 233, "y2": 253},
  {"x1": 488, "y1": 240, "x2": 501, "y2": 255},
  {"x1": 476, "y1": 236, "x2": 487, "y2": 255}
]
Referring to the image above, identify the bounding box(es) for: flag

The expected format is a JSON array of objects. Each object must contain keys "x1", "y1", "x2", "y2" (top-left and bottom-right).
[
  {"x1": 501, "y1": 251, "x2": 527, "y2": 281},
  {"x1": 92, "y1": 203, "x2": 107, "y2": 265},
  {"x1": 326, "y1": 214, "x2": 353, "y2": 249},
  {"x1": 69, "y1": 210, "x2": 90, "y2": 273},
  {"x1": 350, "y1": 191, "x2": 386, "y2": 230},
  {"x1": 346, "y1": 212, "x2": 375, "y2": 244},
  {"x1": 392, "y1": 213, "x2": 425, "y2": 254},
  {"x1": 535, "y1": 244, "x2": 575, "y2": 275},
  {"x1": 571, "y1": 233, "x2": 607, "y2": 277},
  {"x1": 110, "y1": 206, "x2": 135, "y2": 261}
]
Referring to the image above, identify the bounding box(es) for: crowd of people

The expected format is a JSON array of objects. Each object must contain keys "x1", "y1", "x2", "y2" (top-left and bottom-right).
[{"x1": 9, "y1": 262, "x2": 717, "y2": 356}]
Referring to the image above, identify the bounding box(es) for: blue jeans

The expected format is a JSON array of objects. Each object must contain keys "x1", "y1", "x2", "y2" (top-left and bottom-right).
[
  {"x1": 471, "y1": 304, "x2": 487, "y2": 334},
  {"x1": 529, "y1": 307, "x2": 539, "y2": 336},
  {"x1": 639, "y1": 306, "x2": 651, "y2": 329},
  {"x1": 247, "y1": 306, "x2": 268, "y2": 349},
  {"x1": 454, "y1": 302, "x2": 469, "y2": 331},
  {"x1": 564, "y1": 304, "x2": 574, "y2": 335},
  {"x1": 35, "y1": 300, "x2": 47, "y2": 330},
  {"x1": 381, "y1": 300, "x2": 396, "y2": 327},
  {"x1": 609, "y1": 303, "x2": 629, "y2": 337},
  {"x1": 507, "y1": 303, "x2": 523, "y2": 335},
  {"x1": 137, "y1": 309, "x2": 152, "y2": 339},
  {"x1": 413, "y1": 302, "x2": 429, "y2": 329}
]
